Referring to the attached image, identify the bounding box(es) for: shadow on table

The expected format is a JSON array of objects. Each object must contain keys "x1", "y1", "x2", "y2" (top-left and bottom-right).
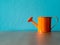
[{"x1": 35, "y1": 32, "x2": 52, "y2": 45}]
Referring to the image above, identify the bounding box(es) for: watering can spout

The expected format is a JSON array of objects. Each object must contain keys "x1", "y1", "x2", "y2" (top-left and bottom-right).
[{"x1": 28, "y1": 17, "x2": 38, "y2": 28}]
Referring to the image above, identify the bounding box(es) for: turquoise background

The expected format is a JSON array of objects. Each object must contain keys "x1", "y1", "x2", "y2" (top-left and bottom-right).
[{"x1": 0, "y1": 0, "x2": 60, "y2": 31}]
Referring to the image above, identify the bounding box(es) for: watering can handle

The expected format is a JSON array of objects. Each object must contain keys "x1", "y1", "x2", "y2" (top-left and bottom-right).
[{"x1": 51, "y1": 16, "x2": 59, "y2": 29}]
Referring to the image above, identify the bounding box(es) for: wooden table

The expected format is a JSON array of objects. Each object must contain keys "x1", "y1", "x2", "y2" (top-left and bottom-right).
[{"x1": 0, "y1": 32, "x2": 60, "y2": 45}]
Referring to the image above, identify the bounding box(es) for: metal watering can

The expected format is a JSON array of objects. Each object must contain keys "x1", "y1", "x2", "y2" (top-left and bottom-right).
[{"x1": 28, "y1": 16, "x2": 59, "y2": 33}]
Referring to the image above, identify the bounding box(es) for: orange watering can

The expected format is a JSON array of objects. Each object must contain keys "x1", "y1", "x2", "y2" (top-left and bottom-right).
[{"x1": 28, "y1": 16, "x2": 59, "y2": 33}]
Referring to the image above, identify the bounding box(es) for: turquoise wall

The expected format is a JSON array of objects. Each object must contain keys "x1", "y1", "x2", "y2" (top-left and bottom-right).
[{"x1": 0, "y1": 0, "x2": 60, "y2": 31}]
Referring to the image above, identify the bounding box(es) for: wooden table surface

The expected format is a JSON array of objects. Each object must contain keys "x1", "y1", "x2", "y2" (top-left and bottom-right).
[{"x1": 0, "y1": 32, "x2": 60, "y2": 45}]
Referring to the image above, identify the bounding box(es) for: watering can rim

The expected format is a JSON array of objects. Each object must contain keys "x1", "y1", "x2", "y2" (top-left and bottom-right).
[{"x1": 38, "y1": 16, "x2": 52, "y2": 18}]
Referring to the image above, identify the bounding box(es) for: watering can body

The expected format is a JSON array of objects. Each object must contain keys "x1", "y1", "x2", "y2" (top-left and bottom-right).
[
  {"x1": 38, "y1": 17, "x2": 51, "y2": 32},
  {"x1": 28, "y1": 16, "x2": 58, "y2": 33}
]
